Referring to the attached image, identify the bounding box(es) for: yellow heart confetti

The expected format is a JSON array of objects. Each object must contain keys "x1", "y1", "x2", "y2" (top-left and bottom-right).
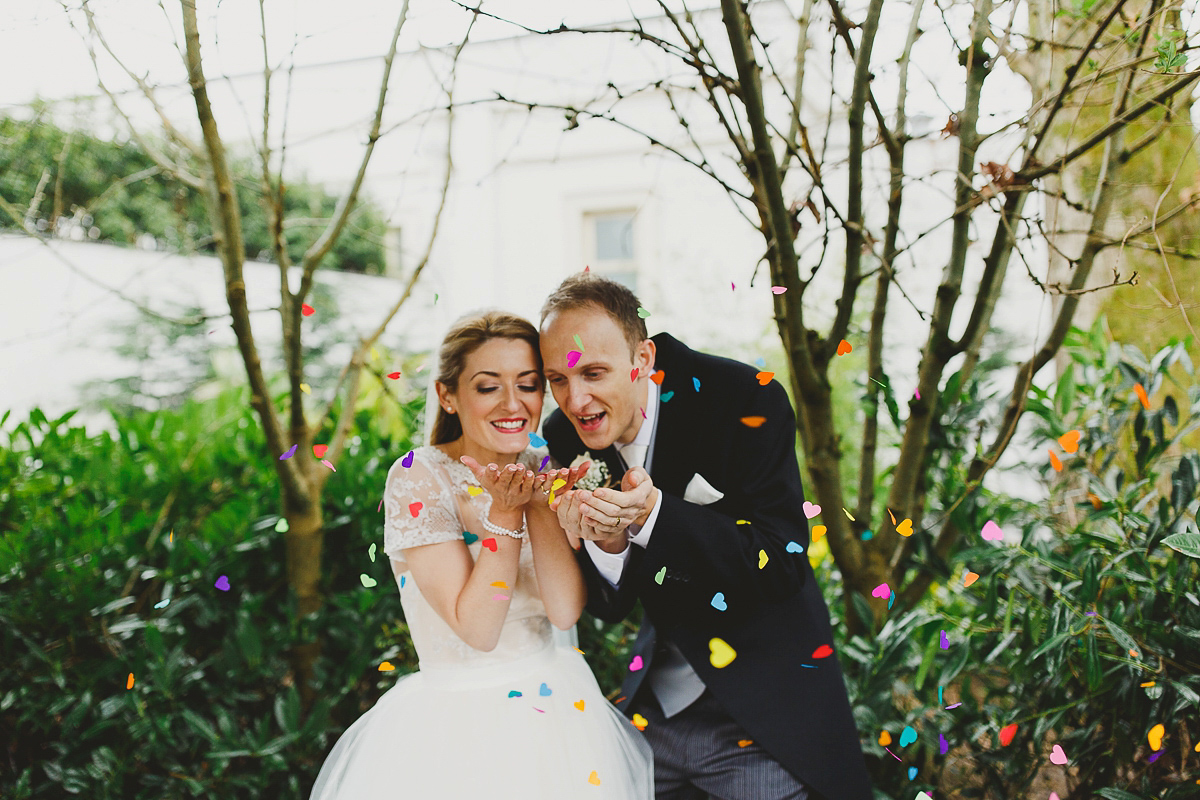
[
  {"x1": 896, "y1": 518, "x2": 913, "y2": 536},
  {"x1": 709, "y1": 637, "x2": 737, "y2": 668},
  {"x1": 1148, "y1": 723, "x2": 1164, "y2": 751},
  {"x1": 574, "y1": 647, "x2": 585, "y2": 655},
  {"x1": 843, "y1": 508, "x2": 855, "y2": 520},
  {"x1": 467, "y1": 486, "x2": 483, "y2": 496},
  {"x1": 632, "y1": 713, "x2": 648, "y2": 731},
  {"x1": 551, "y1": 478, "x2": 567, "y2": 492},
  {"x1": 378, "y1": 661, "x2": 396, "y2": 671},
  {"x1": 587, "y1": 771, "x2": 601, "y2": 786},
  {"x1": 300, "y1": 383, "x2": 311, "y2": 394},
  {"x1": 574, "y1": 699, "x2": 585, "y2": 711},
  {"x1": 1140, "y1": 681, "x2": 1156, "y2": 688},
  {"x1": 878, "y1": 730, "x2": 892, "y2": 746},
  {"x1": 491, "y1": 581, "x2": 509, "y2": 589},
  {"x1": 737, "y1": 519, "x2": 751, "y2": 525},
  {"x1": 811, "y1": 525, "x2": 827, "y2": 542},
  {"x1": 758, "y1": 549, "x2": 769, "y2": 568},
  {"x1": 370, "y1": 346, "x2": 379, "y2": 361}
]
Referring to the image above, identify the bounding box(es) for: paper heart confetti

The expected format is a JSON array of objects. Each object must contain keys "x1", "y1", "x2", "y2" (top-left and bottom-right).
[
  {"x1": 708, "y1": 637, "x2": 737, "y2": 668},
  {"x1": 214, "y1": 575, "x2": 230, "y2": 591},
  {"x1": 964, "y1": 570, "x2": 980, "y2": 587},
  {"x1": 378, "y1": 661, "x2": 395, "y2": 671},
  {"x1": 369, "y1": 543, "x2": 377, "y2": 562},
  {"x1": 756, "y1": 371, "x2": 774, "y2": 385},
  {"x1": 275, "y1": 518, "x2": 289, "y2": 532},
  {"x1": 771, "y1": 285, "x2": 787, "y2": 294},
  {"x1": 127, "y1": 673, "x2": 135, "y2": 689},
  {"x1": 551, "y1": 478, "x2": 567, "y2": 492},
  {"x1": 1134, "y1": 382, "x2": 1151, "y2": 409},
  {"x1": 896, "y1": 518, "x2": 913, "y2": 536},
  {"x1": 299, "y1": 383, "x2": 311, "y2": 395},
  {"x1": 467, "y1": 486, "x2": 483, "y2": 496},
  {"x1": 871, "y1": 583, "x2": 891, "y2": 599},
  {"x1": 661, "y1": 391, "x2": 675, "y2": 403},
  {"x1": 463, "y1": 531, "x2": 479, "y2": 544},
  {"x1": 940, "y1": 630, "x2": 950, "y2": 649},
  {"x1": 981, "y1": 520, "x2": 1004, "y2": 541},
  {"x1": 939, "y1": 733, "x2": 949, "y2": 754},
  {"x1": 758, "y1": 549, "x2": 769, "y2": 568},
  {"x1": 802, "y1": 501, "x2": 822, "y2": 519},
  {"x1": 301, "y1": 303, "x2": 315, "y2": 316},
  {"x1": 574, "y1": 699, "x2": 585, "y2": 711},
  {"x1": 539, "y1": 682, "x2": 552, "y2": 696},
  {"x1": 786, "y1": 541, "x2": 805, "y2": 553},
  {"x1": 811, "y1": 525, "x2": 827, "y2": 542},
  {"x1": 1050, "y1": 794, "x2": 1061, "y2": 800},
  {"x1": 636, "y1": 307, "x2": 651, "y2": 318},
  {"x1": 409, "y1": 502, "x2": 423, "y2": 518},
  {"x1": 508, "y1": 690, "x2": 522, "y2": 697},
  {"x1": 917, "y1": 793, "x2": 933, "y2": 800},
  {"x1": 1148, "y1": 723, "x2": 1165, "y2": 751},
  {"x1": 588, "y1": 771, "x2": 601, "y2": 786},
  {"x1": 567, "y1": 350, "x2": 582, "y2": 368},
  {"x1": 320, "y1": 459, "x2": 336, "y2": 472},
  {"x1": 632, "y1": 713, "x2": 648, "y2": 730},
  {"x1": 154, "y1": 599, "x2": 170, "y2": 609},
  {"x1": 654, "y1": 567, "x2": 666, "y2": 585},
  {"x1": 400, "y1": 575, "x2": 406, "y2": 588},
  {"x1": 740, "y1": 416, "x2": 766, "y2": 427},
  {"x1": 313, "y1": 444, "x2": 329, "y2": 458},
  {"x1": 482, "y1": 538, "x2": 498, "y2": 552},
  {"x1": 899, "y1": 726, "x2": 917, "y2": 747},
  {"x1": 1049, "y1": 744, "x2": 1068, "y2": 764},
  {"x1": 630, "y1": 368, "x2": 639, "y2": 382},
  {"x1": 711, "y1": 592, "x2": 728, "y2": 611},
  {"x1": 908, "y1": 767, "x2": 918, "y2": 780},
  {"x1": 878, "y1": 730, "x2": 892, "y2": 746},
  {"x1": 650, "y1": 370, "x2": 665, "y2": 385},
  {"x1": 1058, "y1": 430, "x2": 1081, "y2": 454},
  {"x1": 387, "y1": 371, "x2": 401, "y2": 380},
  {"x1": 280, "y1": 444, "x2": 297, "y2": 460},
  {"x1": 401, "y1": 450, "x2": 415, "y2": 468},
  {"x1": 529, "y1": 432, "x2": 547, "y2": 448},
  {"x1": 812, "y1": 644, "x2": 833, "y2": 659},
  {"x1": 629, "y1": 655, "x2": 644, "y2": 671},
  {"x1": 1049, "y1": 449, "x2": 1064, "y2": 472},
  {"x1": 836, "y1": 339, "x2": 852, "y2": 355},
  {"x1": 360, "y1": 573, "x2": 377, "y2": 588},
  {"x1": 998, "y1": 722, "x2": 1018, "y2": 747}
]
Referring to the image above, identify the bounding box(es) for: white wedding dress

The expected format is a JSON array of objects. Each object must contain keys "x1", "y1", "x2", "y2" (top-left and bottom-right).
[{"x1": 309, "y1": 445, "x2": 654, "y2": 799}]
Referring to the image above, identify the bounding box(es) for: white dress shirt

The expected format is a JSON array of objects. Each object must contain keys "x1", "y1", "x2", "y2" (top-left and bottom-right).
[{"x1": 583, "y1": 379, "x2": 662, "y2": 588}]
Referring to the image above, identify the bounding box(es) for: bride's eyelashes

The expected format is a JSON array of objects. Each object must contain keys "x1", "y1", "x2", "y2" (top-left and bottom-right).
[{"x1": 475, "y1": 383, "x2": 540, "y2": 394}]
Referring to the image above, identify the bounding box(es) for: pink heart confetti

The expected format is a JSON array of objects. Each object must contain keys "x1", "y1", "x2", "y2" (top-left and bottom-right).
[
  {"x1": 629, "y1": 655, "x2": 644, "y2": 671},
  {"x1": 1049, "y1": 745, "x2": 1068, "y2": 765},
  {"x1": 981, "y1": 520, "x2": 1004, "y2": 541},
  {"x1": 871, "y1": 582, "x2": 891, "y2": 599},
  {"x1": 802, "y1": 501, "x2": 821, "y2": 519},
  {"x1": 567, "y1": 351, "x2": 582, "y2": 368},
  {"x1": 320, "y1": 459, "x2": 336, "y2": 472},
  {"x1": 1050, "y1": 794, "x2": 1060, "y2": 800},
  {"x1": 771, "y1": 286, "x2": 787, "y2": 294}
]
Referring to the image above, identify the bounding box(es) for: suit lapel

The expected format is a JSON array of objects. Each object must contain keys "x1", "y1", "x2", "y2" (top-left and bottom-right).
[{"x1": 646, "y1": 333, "x2": 693, "y2": 498}]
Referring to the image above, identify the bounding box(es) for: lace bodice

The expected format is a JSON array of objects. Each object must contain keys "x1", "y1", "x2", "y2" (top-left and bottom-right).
[{"x1": 382, "y1": 445, "x2": 554, "y2": 669}]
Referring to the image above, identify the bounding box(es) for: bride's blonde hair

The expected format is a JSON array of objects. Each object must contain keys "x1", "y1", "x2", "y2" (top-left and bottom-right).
[{"x1": 430, "y1": 311, "x2": 542, "y2": 445}]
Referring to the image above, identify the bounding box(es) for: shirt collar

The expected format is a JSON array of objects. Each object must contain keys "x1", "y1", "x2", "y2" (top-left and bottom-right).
[{"x1": 619, "y1": 377, "x2": 658, "y2": 452}]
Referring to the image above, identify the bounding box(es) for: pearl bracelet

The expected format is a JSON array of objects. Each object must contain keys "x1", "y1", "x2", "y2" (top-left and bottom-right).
[{"x1": 480, "y1": 512, "x2": 527, "y2": 540}]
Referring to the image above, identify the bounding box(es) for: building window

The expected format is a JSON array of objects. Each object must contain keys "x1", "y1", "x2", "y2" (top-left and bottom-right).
[{"x1": 585, "y1": 210, "x2": 637, "y2": 292}]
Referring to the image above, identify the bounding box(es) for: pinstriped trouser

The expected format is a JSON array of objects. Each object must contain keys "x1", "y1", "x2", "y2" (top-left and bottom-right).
[{"x1": 630, "y1": 688, "x2": 821, "y2": 800}]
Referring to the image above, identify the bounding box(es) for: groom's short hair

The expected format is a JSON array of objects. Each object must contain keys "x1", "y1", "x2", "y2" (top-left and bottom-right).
[{"x1": 540, "y1": 272, "x2": 648, "y2": 357}]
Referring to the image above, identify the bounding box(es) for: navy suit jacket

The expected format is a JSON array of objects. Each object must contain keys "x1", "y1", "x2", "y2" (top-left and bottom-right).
[{"x1": 544, "y1": 332, "x2": 872, "y2": 800}]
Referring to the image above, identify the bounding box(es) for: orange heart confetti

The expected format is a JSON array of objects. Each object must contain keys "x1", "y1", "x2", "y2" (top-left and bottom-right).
[
  {"x1": 1134, "y1": 382, "x2": 1151, "y2": 409},
  {"x1": 301, "y1": 303, "x2": 315, "y2": 316},
  {"x1": 740, "y1": 416, "x2": 767, "y2": 428},
  {"x1": 896, "y1": 519, "x2": 913, "y2": 537},
  {"x1": 756, "y1": 371, "x2": 775, "y2": 385},
  {"x1": 378, "y1": 661, "x2": 396, "y2": 671},
  {"x1": 888, "y1": 508, "x2": 897, "y2": 525},
  {"x1": 650, "y1": 371, "x2": 666, "y2": 385},
  {"x1": 998, "y1": 722, "x2": 1018, "y2": 747},
  {"x1": 632, "y1": 713, "x2": 648, "y2": 730},
  {"x1": 964, "y1": 570, "x2": 980, "y2": 587},
  {"x1": 574, "y1": 699, "x2": 585, "y2": 711},
  {"x1": 878, "y1": 730, "x2": 892, "y2": 746},
  {"x1": 1140, "y1": 681, "x2": 1156, "y2": 688},
  {"x1": 737, "y1": 739, "x2": 754, "y2": 747},
  {"x1": 1048, "y1": 450, "x2": 1063, "y2": 472},
  {"x1": 313, "y1": 444, "x2": 329, "y2": 458},
  {"x1": 811, "y1": 524, "x2": 827, "y2": 542},
  {"x1": 1087, "y1": 492, "x2": 1102, "y2": 509},
  {"x1": 836, "y1": 339, "x2": 852, "y2": 356},
  {"x1": 1058, "y1": 430, "x2": 1081, "y2": 454},
  {"x1": 126, "y1": 672, "x2": 135, "y2": 690},
  {"x1": 491, "y1": 581, "x2": 509, "y2": 589}
]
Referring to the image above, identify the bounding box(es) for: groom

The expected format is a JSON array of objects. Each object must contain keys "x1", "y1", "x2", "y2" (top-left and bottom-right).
[{"x1": 539, "y1": 273, "x2": 872, "y2": 800}]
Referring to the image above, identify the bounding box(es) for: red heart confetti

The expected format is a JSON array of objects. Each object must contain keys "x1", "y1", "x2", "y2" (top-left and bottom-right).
[
  {"x1": 482, "y1": 538, "x2": 498, "y2": 551},
  {"x1": 301, "y1": 303, "x2": 315, "y2": 316},
  {"x1": 998, "y1": 722, "x2": 1018, "y2": 747},
  {"x1": 408, "y1": 502, "x2": 423, "y2": 518},
  {"x1": 313, "y1": 444, "x2": 329, "y2": 458},
  {"x1": 630, "y1": 368, "x2": 639, "y2": 382},
  {"x1": 812, "y1": 644, "x2": 833, "y2": 659},
  {"x1": 387, "y1": 371, "x2": 401, "y2": 380}
]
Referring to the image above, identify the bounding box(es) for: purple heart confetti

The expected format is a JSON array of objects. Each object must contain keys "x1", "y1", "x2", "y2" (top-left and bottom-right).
[
  {"x1": 402, "y1": 450, "x2": 415, "y2": 468},
  {"x1": 940, "y1": 630, "x2": 950, "y2": 649},
  {"x1": 279, "y1": 444, "x2": 297, "y2": 460},
  {"x1": 214, "y1": 575, "x2": 230, "y2": 591},
  {"x1": 540, "y1": 455, "x2": 552, "y2": 471}
]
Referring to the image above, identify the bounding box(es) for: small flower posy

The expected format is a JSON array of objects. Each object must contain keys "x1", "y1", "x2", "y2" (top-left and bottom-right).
[{"x1": 570, "y1": 452, "x2": 610, "y2": 492}]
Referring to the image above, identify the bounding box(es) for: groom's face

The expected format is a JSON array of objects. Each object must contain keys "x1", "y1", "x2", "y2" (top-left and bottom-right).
[{"x1": 541, "y1": 306, "x2": 655, "y2": 450}]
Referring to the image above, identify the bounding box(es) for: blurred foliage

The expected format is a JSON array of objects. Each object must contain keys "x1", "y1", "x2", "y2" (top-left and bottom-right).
[
  {"x1": 0, "y1": 102, "x2": 388, "y2": 274},
  {"x1": 827, "y1": 319, "x2": 1200, "y2": 799}
]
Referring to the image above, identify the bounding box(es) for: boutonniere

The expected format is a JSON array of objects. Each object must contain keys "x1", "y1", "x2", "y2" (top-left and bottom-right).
[{"x1": 570, "y1": 452, "x2": 616, "y2": 492}]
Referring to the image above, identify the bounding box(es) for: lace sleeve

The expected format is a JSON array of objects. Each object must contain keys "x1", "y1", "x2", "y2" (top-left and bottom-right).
[{"x1": 382, "y1": 450, "x2": 463, "y2": 565}]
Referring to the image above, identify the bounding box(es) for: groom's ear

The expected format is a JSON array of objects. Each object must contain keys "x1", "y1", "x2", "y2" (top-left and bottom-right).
[{"x1": 634, "y1": 338, "x2": 656, "y2": 372}]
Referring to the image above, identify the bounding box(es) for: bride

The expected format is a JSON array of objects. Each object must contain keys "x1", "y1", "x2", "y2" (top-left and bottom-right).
[{"x1": 309, "y1": 310, "x2": 654, "y2": 799}]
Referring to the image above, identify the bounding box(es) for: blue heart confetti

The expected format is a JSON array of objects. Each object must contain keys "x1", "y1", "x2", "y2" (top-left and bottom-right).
[
  {"x1": 463, "y1": 531, "x2": 479, "y2": 544},
  {"x1": 899, "y1": 725, "x2": 917, "y2": 747},
  {"x1": 908, "y1": 767, "x2": 918, "y2": 780},
  {"x1": 539, "y1": 682, "x2": 552, "y2": 696},
  {"x1": 693, "y1": 377, "x2": 701, "y2": 391},
  {"x1": 508, "y1": 690, "x2": 522, "y2": 698},
  {"x1": 529, "y1": 432, "x2": 547, "y2": 448},
  {"x1": 661, "y1": 391, "x2": 675, "y2": 402}
]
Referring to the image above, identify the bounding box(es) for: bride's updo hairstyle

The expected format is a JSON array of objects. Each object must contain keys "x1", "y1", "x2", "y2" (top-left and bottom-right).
[{"x1": 430, "y1": 310, "x2": 542, "y2": 445}]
